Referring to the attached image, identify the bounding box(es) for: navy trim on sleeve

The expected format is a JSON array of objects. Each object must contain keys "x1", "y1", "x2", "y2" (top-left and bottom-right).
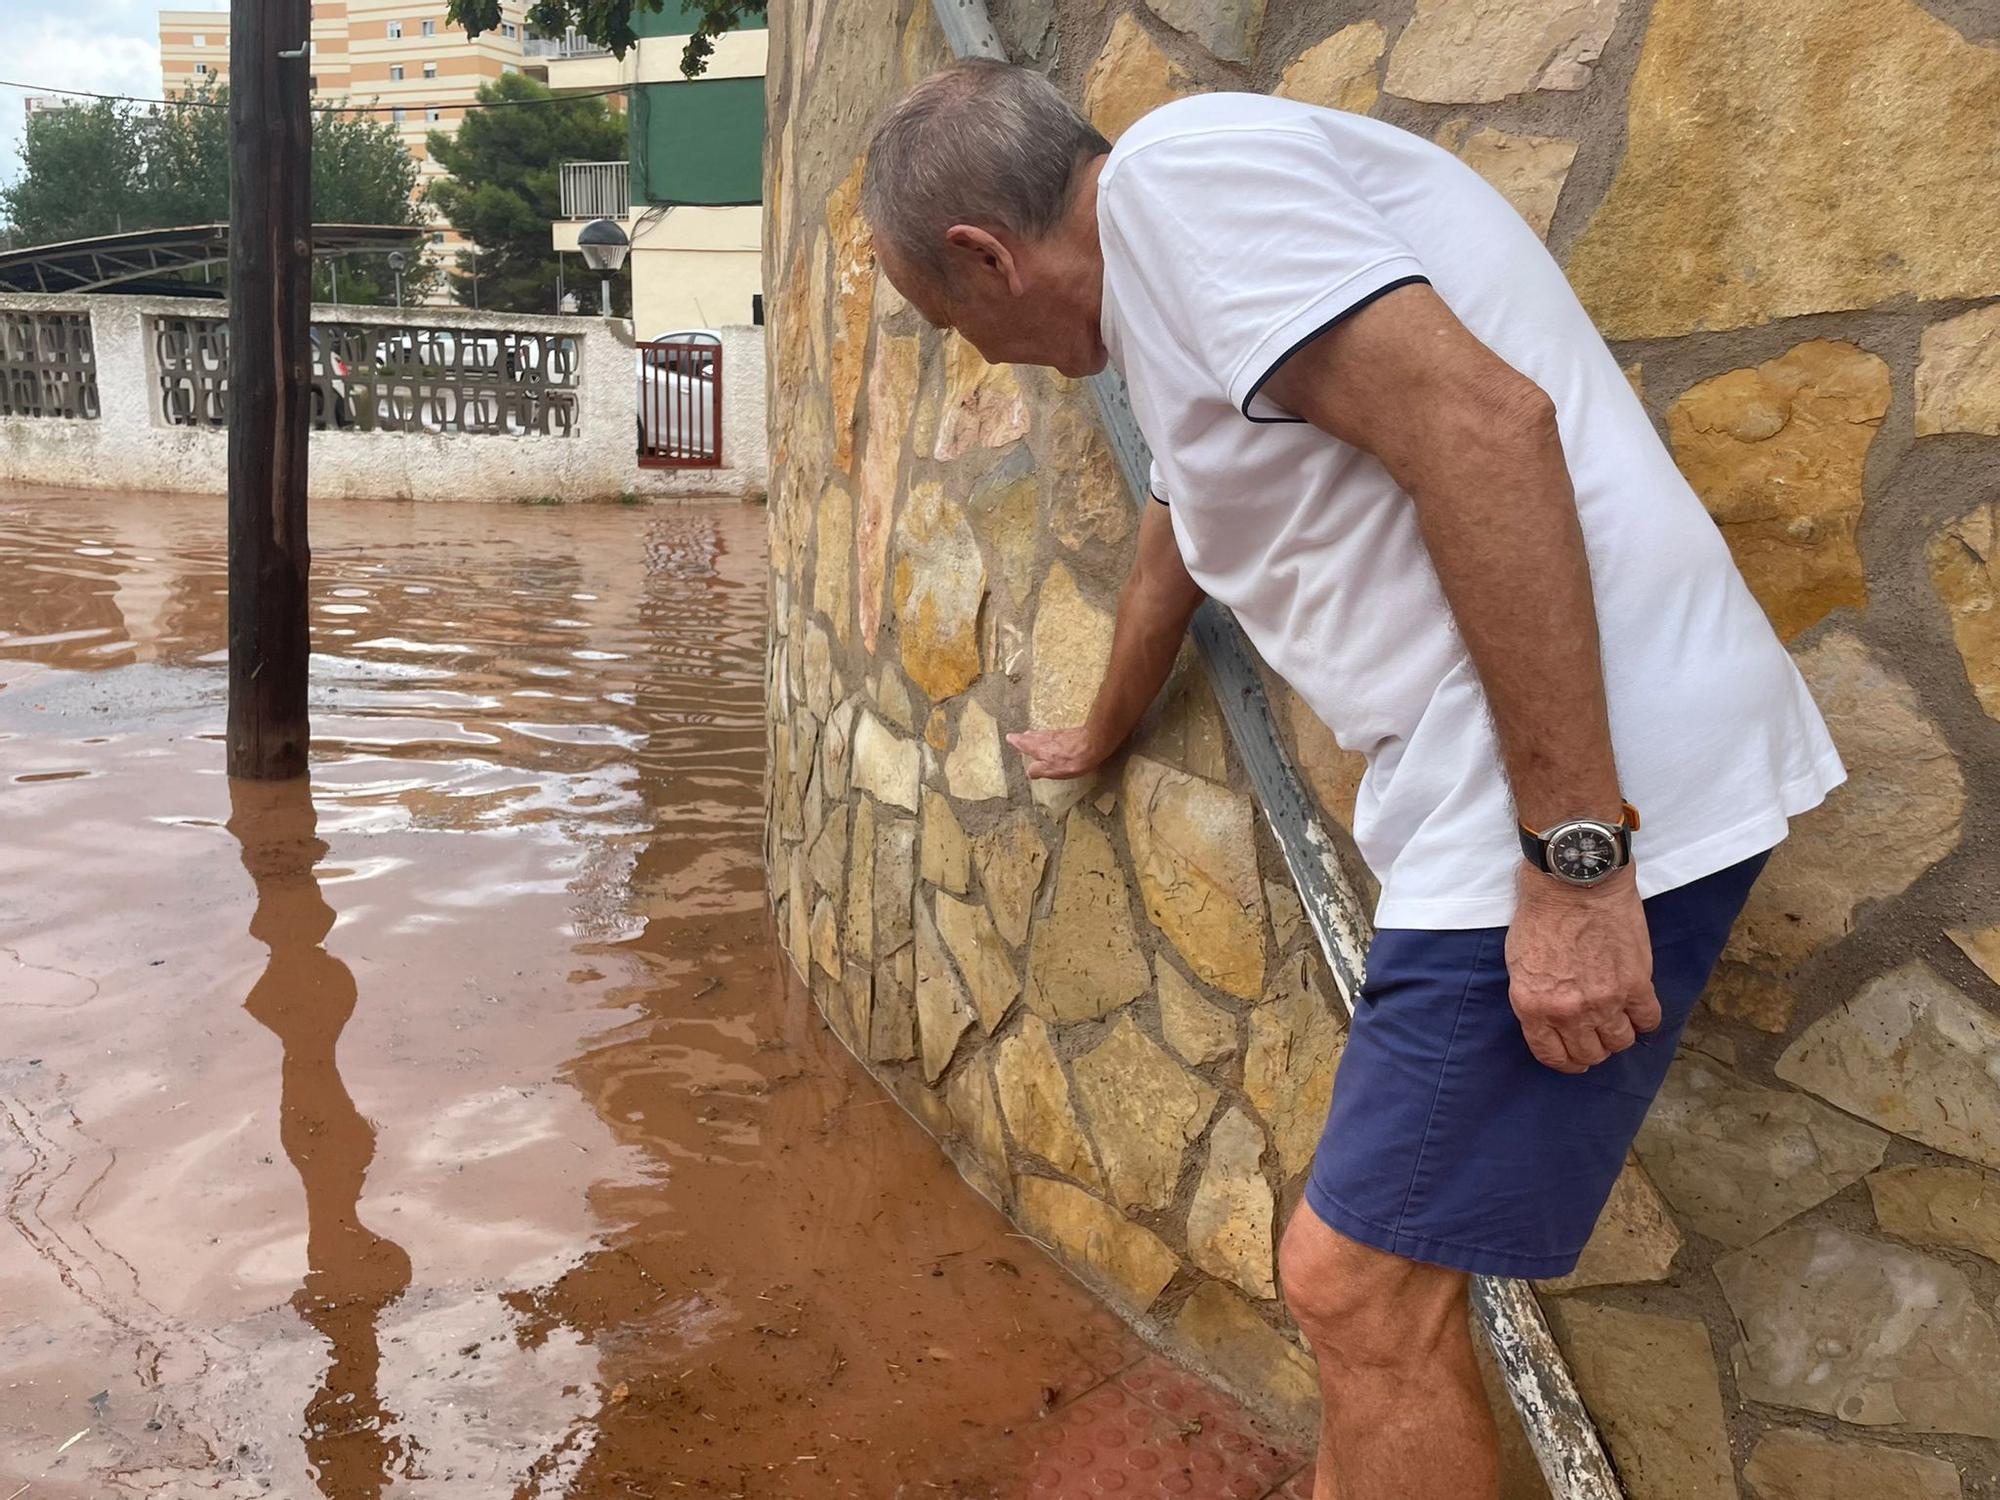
[
  {"x1": 1150, "y1": 490, "x2": 1169, "y2": 506},
  {"x1": 1238, "y1": 275, "x2": 1432, "y2": 424}
]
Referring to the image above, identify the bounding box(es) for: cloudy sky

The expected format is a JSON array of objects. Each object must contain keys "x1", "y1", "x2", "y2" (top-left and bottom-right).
[{"x1": 0, "y1": 0, "x2": 225, "y2": 186}]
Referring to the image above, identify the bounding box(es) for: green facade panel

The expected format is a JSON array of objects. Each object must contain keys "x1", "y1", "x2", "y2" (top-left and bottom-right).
[
  {"x1": 630, "y1": 77, "x2": 765, "y2": 207},
  {"x1": 633, "y1": 2, "x2": 767, "y2": 38}
]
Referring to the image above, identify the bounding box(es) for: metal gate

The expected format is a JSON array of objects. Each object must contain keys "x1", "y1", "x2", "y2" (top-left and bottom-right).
[{"x1": 637, "y1": 337, "x2": 722, "y2": 468}]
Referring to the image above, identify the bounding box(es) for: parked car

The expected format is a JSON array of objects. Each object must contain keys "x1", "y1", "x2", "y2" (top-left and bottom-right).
[
  {"x1": 373, "y1": 327, "x2": 510, "y2": 376},
  {"x1": 366, "y1": 329, "x2": 577, "y2": 434},
  {"x1": 638, "y1": 329, "x2": 720, "y2": 459},
  {"x1": 309, "y1": 327, "x2": 356, "y2": 430}
]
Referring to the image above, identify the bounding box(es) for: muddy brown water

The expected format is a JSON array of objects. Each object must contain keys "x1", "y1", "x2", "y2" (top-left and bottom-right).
[{"x1": 0, "y1": 489, "x2": 1149, "y2": 1499}]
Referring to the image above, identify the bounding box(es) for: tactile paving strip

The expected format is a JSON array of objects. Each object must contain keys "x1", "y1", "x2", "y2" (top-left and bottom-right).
[
  {"x1": 894, "y1": 1346, "x2": 1314, "y2": 1499},
  {"x1": 993, "y1": 1353, "x2": 1308, "y2": 1500},
  {"x1": 1274, "y1": 1463, "x2": 1320, "y2": 1499}
]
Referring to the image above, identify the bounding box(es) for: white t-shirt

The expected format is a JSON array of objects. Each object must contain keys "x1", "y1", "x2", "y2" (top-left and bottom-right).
[{"x1": 1095, "y1": 93, "x2": 1845, "y2": 929}]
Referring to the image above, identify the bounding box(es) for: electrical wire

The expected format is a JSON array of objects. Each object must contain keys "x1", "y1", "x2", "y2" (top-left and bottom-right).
[{"x1": 0, "y1": 76, "x2": 631, "y2": 114}]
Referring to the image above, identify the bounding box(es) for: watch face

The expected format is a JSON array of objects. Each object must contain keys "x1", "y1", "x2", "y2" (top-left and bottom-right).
[{"x1": 1549, "y1": 823, "x2": 1618, "y2": 883}]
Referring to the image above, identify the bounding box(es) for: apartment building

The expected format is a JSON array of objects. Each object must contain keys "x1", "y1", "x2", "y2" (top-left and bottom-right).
[
  {"x1": 547, "y1": 2, "x2": 766, "y2": 333},
  {"x1": 159, "y1": 9, "x2": 230, "y2": 92},
  {"x1": 159, "y1": 3, "x2": 532, "y2": 264}
]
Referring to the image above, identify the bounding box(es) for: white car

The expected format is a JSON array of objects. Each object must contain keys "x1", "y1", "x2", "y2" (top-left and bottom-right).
[
  {"x1": 369, "y1": 329, "x2": 577, "y2": 434},
  {"x1": 637, "y1": 328, "x2": 720, "y2": 460}
]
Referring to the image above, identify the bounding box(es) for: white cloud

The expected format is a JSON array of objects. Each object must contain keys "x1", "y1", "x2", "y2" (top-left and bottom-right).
[{"x1": 0, "y1": 0, "x2": 228, "y2": 204}]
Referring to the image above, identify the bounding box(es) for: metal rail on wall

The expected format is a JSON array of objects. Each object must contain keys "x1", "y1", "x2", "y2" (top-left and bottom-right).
[{"x1": 923, "y1": 3, "x2": 1624, "y2": 1495}]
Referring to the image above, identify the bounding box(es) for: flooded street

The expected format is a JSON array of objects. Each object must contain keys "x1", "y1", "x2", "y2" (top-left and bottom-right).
[{"x1": 0, "y1": 489, "x2": 1167, "y2": 1499}]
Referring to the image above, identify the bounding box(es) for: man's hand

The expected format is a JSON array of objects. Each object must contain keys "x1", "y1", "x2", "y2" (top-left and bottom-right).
[
  {"x1": 1505, "y1": 864, "x2": 1658, "y2": 1073},
  {"x1": 1006, "y1": 726, "x2": 1108, "y2": 780},
  {"x1": 1005, "y1": 503, "x2": 1204, "y2": 783}
]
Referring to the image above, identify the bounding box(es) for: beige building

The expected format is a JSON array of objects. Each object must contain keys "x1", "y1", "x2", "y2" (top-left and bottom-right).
[
  {"x1": 160, "y1": 2, "x2": 532, "y2": 262},
  {"x1": 546, "y1": 9, "x2": 766, "y2": 335},
  {"x1": 158, "y1": 9, "x2": 231, "y2": 93}
]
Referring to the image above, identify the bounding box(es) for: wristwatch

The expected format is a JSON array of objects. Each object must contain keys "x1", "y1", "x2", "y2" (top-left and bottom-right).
[{"x1": 1518, "y1": 802, "x2": 1640, "y2": 886}]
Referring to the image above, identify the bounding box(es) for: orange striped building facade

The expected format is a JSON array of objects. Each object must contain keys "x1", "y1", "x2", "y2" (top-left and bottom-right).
[{"x1": 160, "y1": 3, "x2": 533, "y2": 262}]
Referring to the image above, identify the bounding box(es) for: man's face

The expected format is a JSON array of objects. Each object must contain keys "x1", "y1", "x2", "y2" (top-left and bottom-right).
[{"x1": 879, "y1": 240, "x2": 1107, "y2": 379}]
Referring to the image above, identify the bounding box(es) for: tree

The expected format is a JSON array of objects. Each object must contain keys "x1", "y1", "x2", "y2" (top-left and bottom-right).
[
  {"x1": 448, "y1": 0, "x2": 766, "y2": 79},
  {"x1": 143, "y1": 88, "x2": 232, "y2": 231},
  {"x1": 308, "y1": 108, "x2": 434, "y2": 304},
  {"x1": 426, "y1": 73, "x2": 630, "y2": 314},
  {"x1": 0, "y1": 85, "x2": 430, "y2": 303},
  {"x1": 1, "y1": 101, "x2": 147, "y2": 243}
]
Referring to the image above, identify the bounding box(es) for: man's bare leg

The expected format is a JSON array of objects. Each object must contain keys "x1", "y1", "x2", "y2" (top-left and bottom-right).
[{"x1": 1277, "y1": 1196, "x2": 1499, "y2": 1500}]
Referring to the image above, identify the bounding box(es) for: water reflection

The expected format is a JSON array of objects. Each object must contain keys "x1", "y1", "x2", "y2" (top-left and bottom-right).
[
  {"x1": 229, "y1": 776, "x2": 411, "y2": 1498},
  {"x1": 1, "y1": 490, "x2": 1152, "y2": 1498}
]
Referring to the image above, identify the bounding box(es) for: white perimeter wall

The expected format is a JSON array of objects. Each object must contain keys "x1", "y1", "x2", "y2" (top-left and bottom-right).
[{"x1": 0, "y1": 294, "x2": 767, "y2": 504}]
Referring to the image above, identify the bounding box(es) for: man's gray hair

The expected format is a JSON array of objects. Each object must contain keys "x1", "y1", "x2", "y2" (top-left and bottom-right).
[{"x1": 863, "y1": 59, "x2": 1110, "y2": 283}]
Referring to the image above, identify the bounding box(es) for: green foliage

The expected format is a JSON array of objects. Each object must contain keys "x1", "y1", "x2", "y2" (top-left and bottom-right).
[
  {"x1": 425, "y1": 73, "x2": 630, "y2": 314},
  {"x1": 313, "y1": 110, "x2": 426, "y2": 226},
  {"x1": 0, "y1": 84, "x2": 430, "y2": 304},
  {"x1": 1, "y1": 101, "x2": 147, "y2": 243},
  {"x1": 308, "y1": 108, "x2": 434, "y2": 304},
  {"x1": 447, "y1": 0, "x2": 766, "y2": 78}
]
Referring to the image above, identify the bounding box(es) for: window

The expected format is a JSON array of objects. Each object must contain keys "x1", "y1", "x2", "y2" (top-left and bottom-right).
[
  {"x1": 392, "y1": 107, "x2": 407, "y2": 123},
  {"x1": 390, "y1": 64, "x2": 405, "y2": 80},
  {"x1": 387, "y1": 20, "x2": 403, "y2": 38},
  {"x1": 422, "y1": 61, "x2": 437, "y2": 79},
  {"x1": 192, "y1": 34, "x2": 205, "y2": 46},
  {"x1": 194, "y1": 62, "x2": 209, "y2": 76},
  {"x1": 432, "y1": 231, "x2": 446, "y2": 245},
  {"x1": 427, "y1": 107, "x2": 442, "y2": 122},
  {"x1": 421, "y1": 18, "x2": 436, "y2": 35},
  {"x1": 501, "y1": 21, "x2": 518, "y2": 38}
]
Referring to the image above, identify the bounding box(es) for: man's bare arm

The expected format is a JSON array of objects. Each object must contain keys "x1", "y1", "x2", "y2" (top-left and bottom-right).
[
  {"x1": 1262, "y1": 282, "x2": 1653, "y2": 1074},
  {"x1": 1263, "y1": 285, "x2": 1618, "y2": 828},
  {"x1": 1008, "y1": 501, "x2": 1204, "y2": 778}
]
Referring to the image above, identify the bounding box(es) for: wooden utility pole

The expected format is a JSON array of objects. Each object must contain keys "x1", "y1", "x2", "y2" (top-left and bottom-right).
[{"x1": 226, "y1": 0, "x2": 314, "y2": 780}]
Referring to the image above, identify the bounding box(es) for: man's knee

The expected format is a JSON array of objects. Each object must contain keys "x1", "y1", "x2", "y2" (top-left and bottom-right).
[{"x1": 1278, "y1": 1199, "x2": 1468, "y2": 1372}]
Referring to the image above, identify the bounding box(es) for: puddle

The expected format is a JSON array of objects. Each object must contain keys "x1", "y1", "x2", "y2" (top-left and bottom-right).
[{"x1": 0, "y1": 488, "x2": 1143, "y2": 1499}]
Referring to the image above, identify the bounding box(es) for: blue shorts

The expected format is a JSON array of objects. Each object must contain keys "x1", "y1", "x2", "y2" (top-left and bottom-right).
[{"x1": 1305, "y1": 852, "x2": 1770, "y2": 1279}]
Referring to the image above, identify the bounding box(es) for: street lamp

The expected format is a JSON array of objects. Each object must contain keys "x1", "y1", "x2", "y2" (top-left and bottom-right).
[
  {"x1": 388, "y1": 249, "x2": 407, "y2": 310},
  {"x1": 577, "y1": 217, "x2": 629, "y2": 319}
]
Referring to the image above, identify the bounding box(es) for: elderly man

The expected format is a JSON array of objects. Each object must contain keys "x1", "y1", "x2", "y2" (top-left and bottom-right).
[{"x1": 862, "y1": 61, "x2": 1842, "y2": 1500}]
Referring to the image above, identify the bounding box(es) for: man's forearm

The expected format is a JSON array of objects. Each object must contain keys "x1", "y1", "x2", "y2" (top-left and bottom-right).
[
  {"x1": 1083, "y1": 574, "x2": 1195, "y2": 755},
  {"x1": 1405, "y1": 385, "x2": 1622, "y2": 830}
]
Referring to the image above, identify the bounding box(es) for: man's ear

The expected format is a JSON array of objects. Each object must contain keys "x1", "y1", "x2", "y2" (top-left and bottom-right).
[{"x1": 943, "y1": 225, "x2": 1024, "y2": 296}]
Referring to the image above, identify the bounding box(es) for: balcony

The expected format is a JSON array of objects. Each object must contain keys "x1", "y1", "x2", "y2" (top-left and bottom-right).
[
  {"x1": 558, "y1": 27, "x2": 611, "y2": 58},
  {"x1": 559, "y1": 161, "x2": 630, "y2": 222}
]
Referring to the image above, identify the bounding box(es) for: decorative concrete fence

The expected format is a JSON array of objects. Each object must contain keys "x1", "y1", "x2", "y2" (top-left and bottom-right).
[
  {"x1": 0, "y1": 293, "x2": 768, "y2": 502},
  {"x1": 761, "y1": 1, "x2": 2000, "y2": 1497}
]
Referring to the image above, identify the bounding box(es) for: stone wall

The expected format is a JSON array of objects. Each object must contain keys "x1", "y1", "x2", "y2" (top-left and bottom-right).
[
  {"x1": 0, "y1": 295, "x2": 768, "y2": 503},
  {"x1": 761, "y1": 2, "x2": 2000, "y2": 1495}
]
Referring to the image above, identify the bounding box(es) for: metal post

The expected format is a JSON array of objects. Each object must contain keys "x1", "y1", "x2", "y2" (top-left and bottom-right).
[
  {"x1": 600, "y1": 275, "x2": 612, "y2": 317},
  {"x1": 328, "y1": 257, "x2": 338, "y2": 307},
  {"x1": 226, "y1": 0, "x2": 313, "y2": 781}
]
